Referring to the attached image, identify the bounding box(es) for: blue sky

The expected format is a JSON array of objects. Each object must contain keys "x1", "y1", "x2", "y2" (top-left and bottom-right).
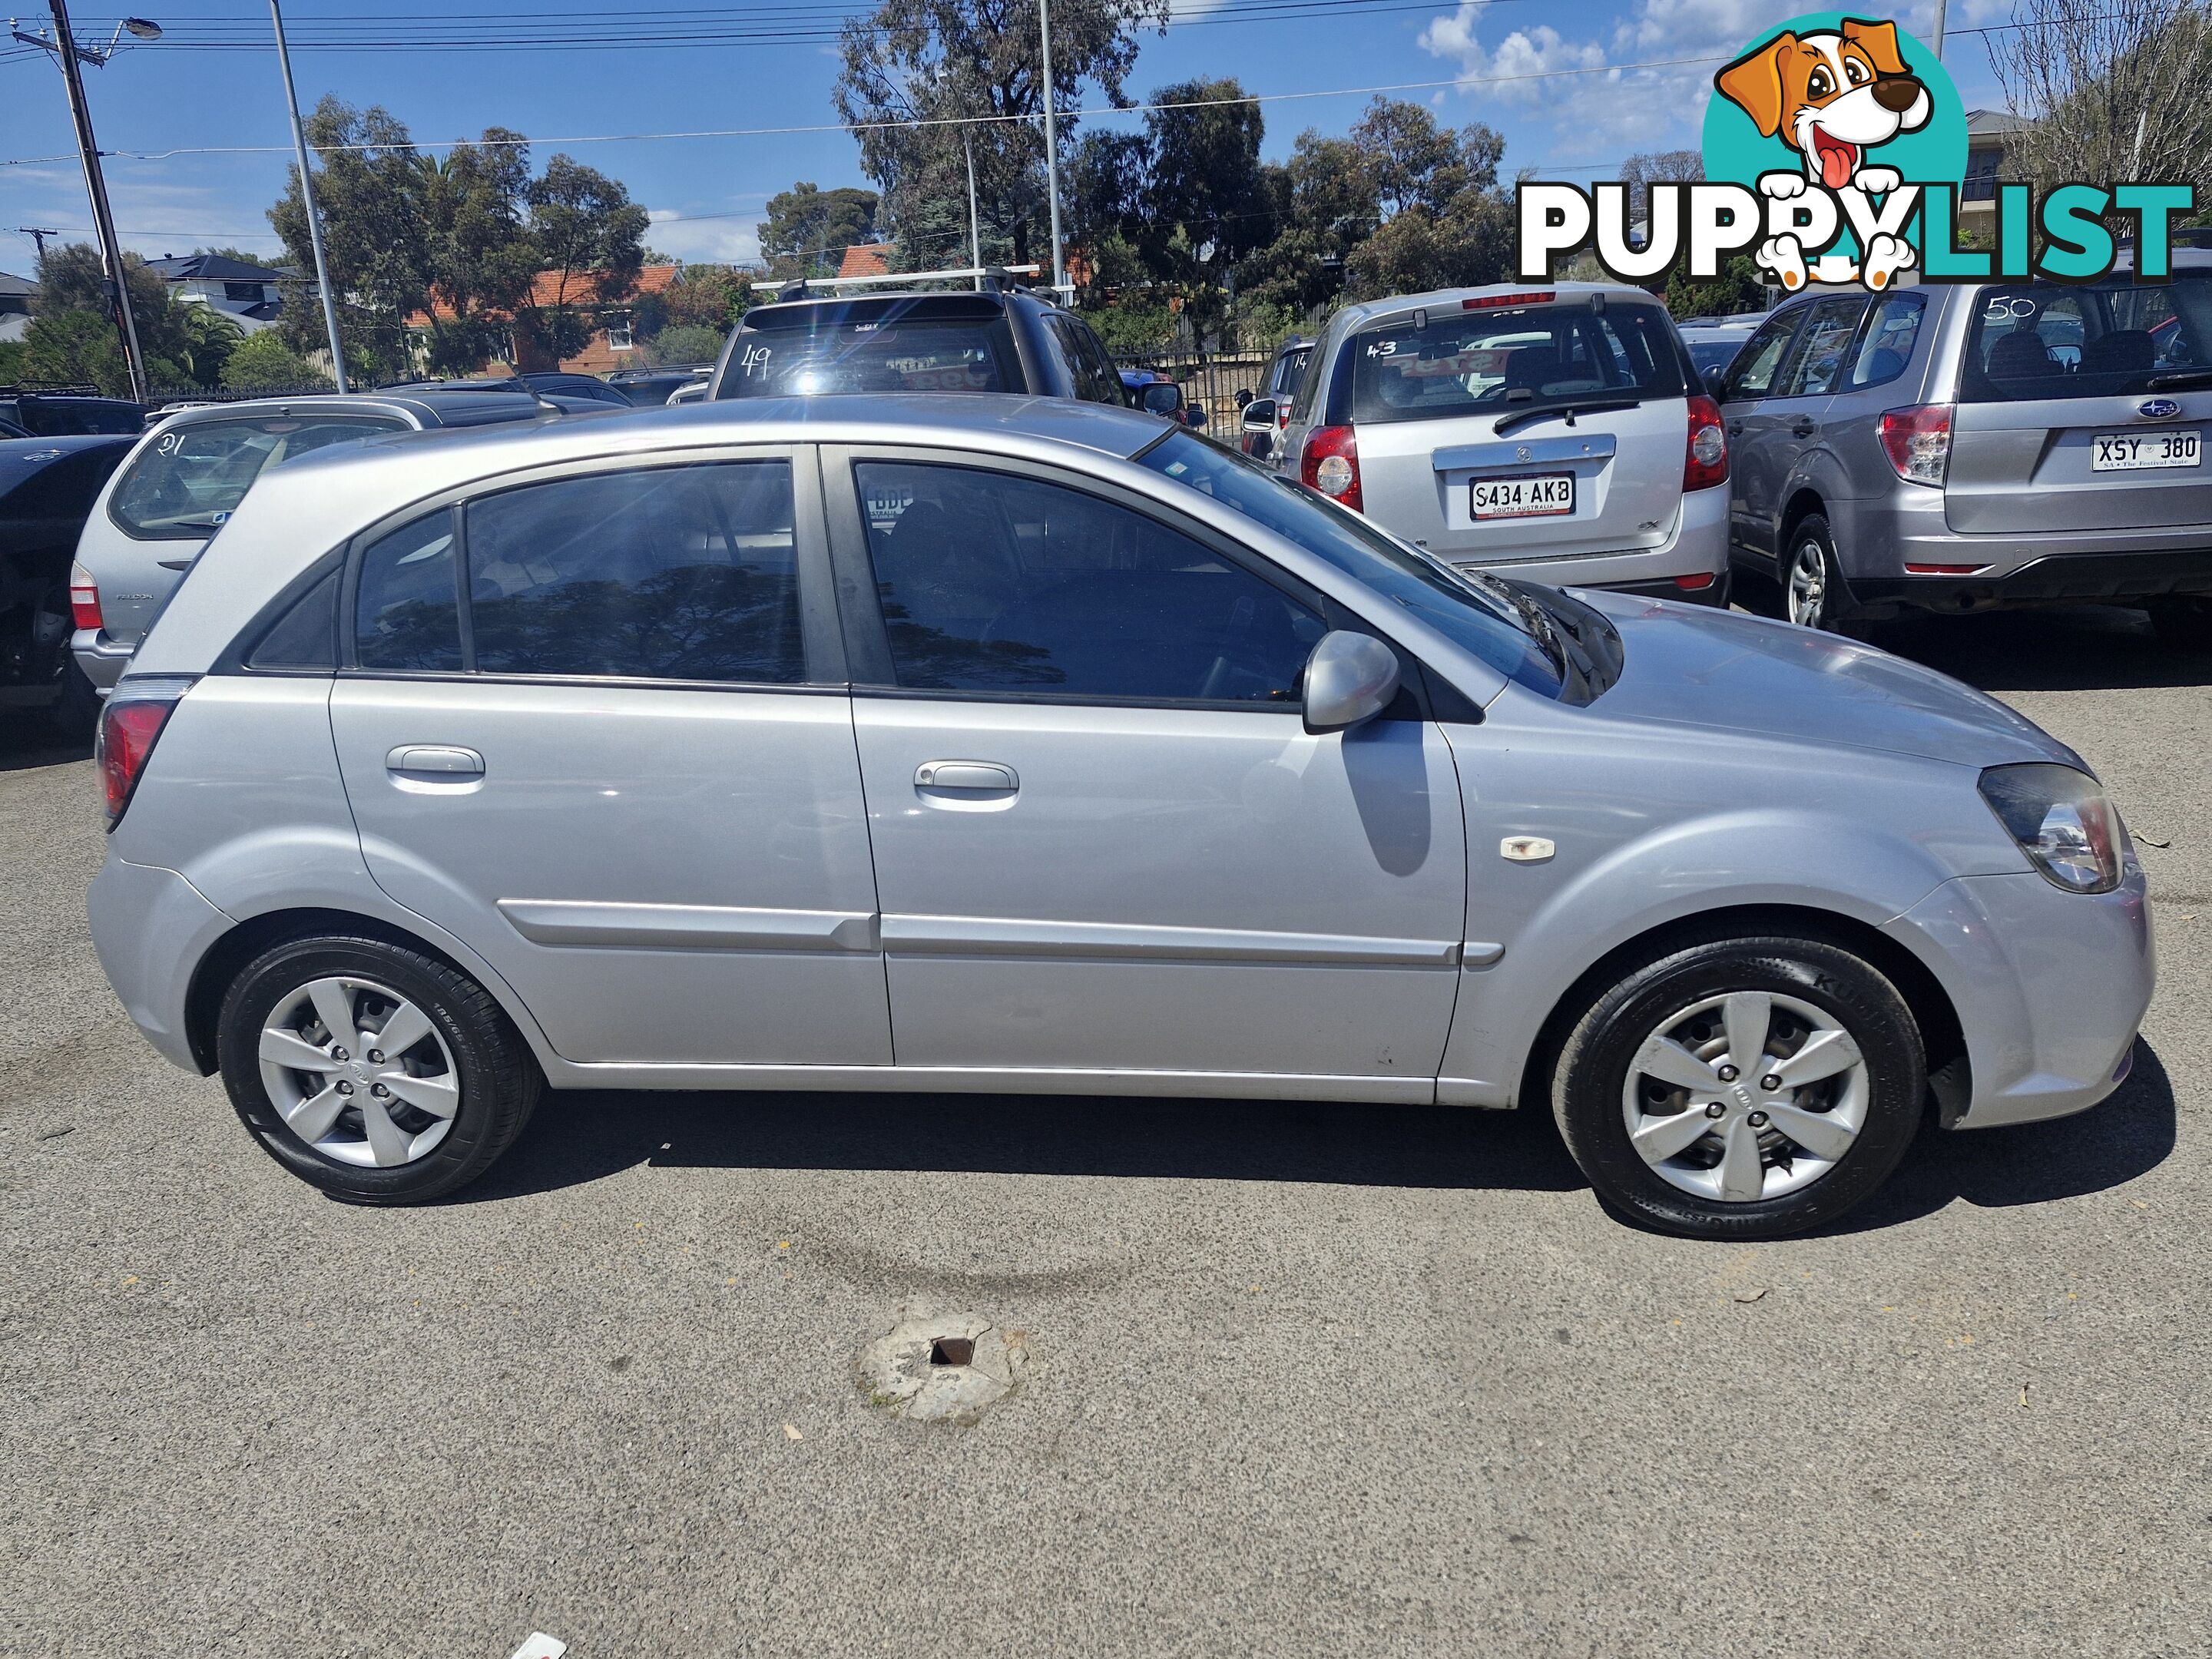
[{"x1": 0, "y1": 0, "x2": 2011, "y2": 279}]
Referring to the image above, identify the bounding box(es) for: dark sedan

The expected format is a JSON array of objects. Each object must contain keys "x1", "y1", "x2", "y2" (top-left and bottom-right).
[{"x1": 0, "y1": 434, "x2": 135, "y2": 734}]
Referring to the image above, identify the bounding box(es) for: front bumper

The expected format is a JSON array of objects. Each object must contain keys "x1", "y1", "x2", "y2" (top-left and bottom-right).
[
  {"x1": 1886, "y1": 864, "x2": 2154, "y2": 1130},
  {"x1": 88, "y1": 854, "x2": 233, "y2": 1074},
  {"x1": 70, "y1": 626, "x2": 133, "y2": 692}
]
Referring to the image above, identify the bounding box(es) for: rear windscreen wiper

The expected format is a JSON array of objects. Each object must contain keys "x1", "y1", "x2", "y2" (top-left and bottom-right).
[
  {"x1": 1493, "y1": 398, "x2": 1641, "y2": 438},
  {"x1": 2146, "y1": 369, "x2": 2212, "y2": 390}
]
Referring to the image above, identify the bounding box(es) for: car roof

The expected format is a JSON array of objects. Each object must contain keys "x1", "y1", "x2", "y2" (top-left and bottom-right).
[
  {"x1": 1329, "y1": 281, "x2": 1667, "y2": 334},
  {"x1": 144, "y1": 386, "x2": 601, "y2": 433},
  {"x1": 0, "y1": 432, "x2": 135, "y2": 457}
]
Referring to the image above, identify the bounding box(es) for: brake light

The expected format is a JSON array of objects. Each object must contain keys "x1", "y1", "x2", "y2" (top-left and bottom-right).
[
  {"x1": 69, "y1": 561, "x2": 102, "y2": 631},
  {"x1": 1906, "y1": 563, "x2": 1990, "y2": 575},
  {"x1": 1300, "y1": 426, "x2": 1362, "y2": 512},
  {"x1": 1879, "y1": 403, "x2": 1953, "y2": 485},
  {"x1": 1674, "y1": 572, "x2": 1717, "y2": 591},
  {"x1": 1683, "y1": 395, "x2": 1729, "y2": 492},
  {"x1": 1464, "y1": 291, "x2": 1554, "y2": 310},
  {"x1": 96, "y1": 683, "x2": 186, "y2": 830}
]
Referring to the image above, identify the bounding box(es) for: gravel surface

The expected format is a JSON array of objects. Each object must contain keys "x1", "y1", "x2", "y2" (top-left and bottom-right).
[{"x1": 2, "y1": 607, "x2": 2207, "y2": 1658}]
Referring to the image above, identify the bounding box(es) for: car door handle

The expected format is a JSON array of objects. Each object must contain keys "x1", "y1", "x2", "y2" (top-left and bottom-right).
[
  {"x1": 156, "y1": 557, "x2": 195, "y2": 571},
  {"x1": 1790, "y1": 418, "x2": 1818, "y2": 438},
  {"x1": 1726, "y1": 422, "x2": 1744, "y2": 437},
  {"x1": 386, "y1": 744, "x2": 484, "y2": 777},
  {"x1": 915, "y1": 760, "x2": 1018, "y2": 793}
]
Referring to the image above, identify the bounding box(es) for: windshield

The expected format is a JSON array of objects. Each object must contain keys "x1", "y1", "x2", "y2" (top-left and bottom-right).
[
  {"x1": 1347, "y1": 301, "x2": 1686, "y2": 426},
  {"x1": 1962, "y1": 272, "x2": 2212, "y2": 402},
  {"x1": 111, "y1": 413, "x2": 403, "y2": 539},
  {"x1": 719, "y1": 297, "x2": 1020, "y2": 397},
  {"x1": 1137, "y1": 430, "x2": 1564, "y2": 697}
]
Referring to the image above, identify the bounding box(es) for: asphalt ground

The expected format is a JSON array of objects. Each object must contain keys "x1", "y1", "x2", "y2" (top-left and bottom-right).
[{"x1": 2, "y1": 605, "x2": 2207, "y2": 1658}]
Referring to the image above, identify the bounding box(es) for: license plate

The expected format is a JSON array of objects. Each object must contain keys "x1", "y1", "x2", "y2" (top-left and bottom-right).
[
  {"x1": 1472, "y1": 473, "x2": 1575, "y2": 518},
  {"x1": 2091, "y1": 429, "x2": 2200, "y2": 470}
]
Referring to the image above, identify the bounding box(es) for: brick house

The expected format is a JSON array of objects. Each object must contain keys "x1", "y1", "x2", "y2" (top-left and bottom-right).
[
  {"x1": 837, "y1": 243, "x2": 892, "y2": 280},
  {"x1": 406, "y1": 263, "x2": 682, "y2": 376}
]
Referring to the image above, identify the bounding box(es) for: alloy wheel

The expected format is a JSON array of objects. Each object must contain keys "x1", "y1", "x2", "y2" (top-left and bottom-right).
[
  {"x1": 257, "y1": 976, "x2": 461, "y2": 1167},
  {"x1": 1785, "y1": 539, "x2": 1829, "y2": 627},
  {"x1": 1620, "y1": 990, "x2": 1870, "y2": 1204}
]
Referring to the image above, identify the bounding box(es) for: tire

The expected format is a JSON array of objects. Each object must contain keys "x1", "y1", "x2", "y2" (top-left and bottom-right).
[
  {"x1": 1776, "y1": 514, "x2": 1859, "y2": 634},
  {"x1": 217, "y1": 933, "x2": 541, "y2": 1204},
  {"x1": 1550, "y1": 934, "x2": 1926, "y2": 1240},
  {"x1": 2148, "y1": 595, "x2": 2212, "y2": 652}
]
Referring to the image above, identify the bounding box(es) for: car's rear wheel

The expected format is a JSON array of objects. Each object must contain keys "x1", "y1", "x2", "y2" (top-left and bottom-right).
[
  {"x1": 1550, "y1": 934, "x2": 1926, "y2": 1239},
  {"x1": 217, "y1": 933, "x2": 540, "y2": 1204},
  {"x1": 1779, "y1": 515, "x2": 1853, "y2": 633},
  {"x1": 2148, "y1": 595, "x2": 2212, "y2": 652}
]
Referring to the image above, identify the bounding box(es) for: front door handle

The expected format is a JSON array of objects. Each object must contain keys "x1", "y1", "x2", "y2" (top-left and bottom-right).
[
  {"x1": 915, "y1": 760, "x2": 1018, "y2": 793},
  {"x1": 1790, "y1": 418, "x2": 1818, "y2": 438},
  {"x1": 386, "y1": 744, "x2": 484, "y2": 777}
]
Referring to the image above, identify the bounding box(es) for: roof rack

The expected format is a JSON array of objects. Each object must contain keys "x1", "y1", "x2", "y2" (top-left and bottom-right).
[{"x1": 753, "y1": 263, "x2": 1046, "y2": 300}]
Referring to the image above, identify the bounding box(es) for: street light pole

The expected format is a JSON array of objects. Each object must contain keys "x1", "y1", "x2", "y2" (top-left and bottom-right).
[
  {"x1": 1037, "y1": 0, "x2": 1065, "y2": 296},
  {"x1": 268, "y1": 0, "x2": 348, "y2": 391},
  {"x1": 1929, "y1": 0, "x2": 1945, "y2": 60},
  {"x1": 963, "y1": 132, "x2": 983, "y2": 291},
  {"x1": 35, "y1": 0, "x2": 150, "y2": 400}
]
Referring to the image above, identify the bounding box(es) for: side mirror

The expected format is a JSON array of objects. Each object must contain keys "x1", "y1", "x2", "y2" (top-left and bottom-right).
[
  {"x1": 1186, "y1": 404, "x2": 1207, "y2": 428},
  {"x1": 1235, "y1": 388, "x2": 1253, "y2": 407},
  {"x1": 1140, "y1": 382, "x2": 1182, "y2": 416},
  {"x1": 1241, "y1": 397, "x2": 1277, "y2": 429},
  {"x1": 1302, "y1": 631, "x2": 1401, "y2": 735},
  {"x1": 1701, "y1": 363, "x2": 1730, "y2": 402}
]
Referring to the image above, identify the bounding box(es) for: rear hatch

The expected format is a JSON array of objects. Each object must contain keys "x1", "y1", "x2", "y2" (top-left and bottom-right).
[
  {"x1": 1346, "y1": 296, "x2": 1691, "y2": 564},
  {"x1": 713, "y1": 293, "x2": 1024, "y2": 398},
  {"x1": 91, "y1": 409, "x2": 407, "y2": 647},
  {"x1": 1946, "y1": 273, "x2": 2212, "y2": 535}
]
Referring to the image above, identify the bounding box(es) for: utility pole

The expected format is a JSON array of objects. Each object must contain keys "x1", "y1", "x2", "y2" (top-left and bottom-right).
[
  {"x1": 12, "y1": 2, "x2": 154, "y2": 400},
  {"x1": 963, "y1": 132, "x2": 983, "y2": 290},
  {"x1": 17, "y1": 228, "x2": 61, "y2": 260},
  {"x1": 1929, "y1": 0, "x2": 1945, "y2": 60},
  {"x1": 269, "y1": 0, "x2": 347, "y2": 390},
  {"x1": 1037, "y1": 0, "x2": 1065, "y2": 297}
]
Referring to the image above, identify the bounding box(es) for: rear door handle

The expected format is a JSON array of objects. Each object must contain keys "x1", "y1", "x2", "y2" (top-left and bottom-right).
[
  {"x1": 1726, "y1": 422, "x2": 1744, "y2": 436},
  {"x1": 1790, "y1": 418, "x2": 1818, "y2": 438},
  {"x1": 915, "y1": 760, "x2": 1018, "y2": 793},
  {"x1": 386, "y1": 744, "x2": 484, "y2": 777}
]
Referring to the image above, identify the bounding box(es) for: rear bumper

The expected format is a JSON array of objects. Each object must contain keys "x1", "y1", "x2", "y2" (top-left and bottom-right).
[
  {"x1": 1852, "y1": 549, "x2": 2212, "y2": 613},
  {"x1": 88, "y1": 853, "x2": 233, "y2": 1074},
  {"x1": 71, "y1": 627, "x2": 133, "y2": 691},
  {"x1": 1442, "y1": 479, "x2": 1729, "y2": 593}
]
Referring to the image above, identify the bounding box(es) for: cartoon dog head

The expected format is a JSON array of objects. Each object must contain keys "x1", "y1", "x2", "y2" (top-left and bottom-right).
[{"x1": 1715, "y1": 18, "x2": 1931, "y2": 190}]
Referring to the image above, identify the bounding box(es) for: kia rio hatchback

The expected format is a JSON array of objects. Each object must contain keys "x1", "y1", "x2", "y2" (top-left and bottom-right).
[{"x1": 89, "y1": 398, "x2": 2151, "y2": 1239}]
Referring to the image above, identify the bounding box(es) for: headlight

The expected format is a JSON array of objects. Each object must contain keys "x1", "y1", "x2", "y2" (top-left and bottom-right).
[{"x1": 1978, "y1": 763, "x2": 2128, "y2": 893}]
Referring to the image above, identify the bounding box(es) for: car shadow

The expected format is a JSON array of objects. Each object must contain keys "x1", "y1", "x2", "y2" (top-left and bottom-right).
[
  {"x1": 1815, "y1": 1037, "x2": 2178, "y2": 1236},
  {"x1": 450, "y1": 1039, "x2": 2174, "y2": 1232},
  {"x1": 1868, "y1": 605, "x2": 2210, "y2": 693}
]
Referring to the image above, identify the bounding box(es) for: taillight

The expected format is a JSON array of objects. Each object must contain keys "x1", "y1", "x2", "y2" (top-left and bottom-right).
[
  {"x1": 1683, "y1": 395, "x2": 1729, "y2": 491},
  {"x1": 96, "y1": 681, "x2": 187, "y2": 830},
  {"x1": 1300, "y1": 425, "x2": 1362, "y2": 512},
  {"x1": 69, "y1": 561, "x2": 103, "y2": 631},
  {"x1": 1879, "y1": 403, "x2": 1952, "y2": 485}
]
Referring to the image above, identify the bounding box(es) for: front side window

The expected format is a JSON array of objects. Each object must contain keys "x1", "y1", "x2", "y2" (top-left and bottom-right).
[
  {"x1": 114, "y1": 415, "x2": 404, "y2": 539},
  {"x1": 1722, "y1": 307, "x2": 1806, "y2": 402},
  {"x1": 855, "y1": 460, "x2": 1326, "y2": 704},
  {"x1": 465, "y1": 462, "x2": 802, "y2": 683},
  {"x1": 1963, "y1": 274, "x2": 2212, "y2": 402},
  {"x1": 356, "y1": 510, "x2": 462, "y2": 672},
  {"x1": 1346, "y1": 302, "x2": 1686, "y2": 426}
]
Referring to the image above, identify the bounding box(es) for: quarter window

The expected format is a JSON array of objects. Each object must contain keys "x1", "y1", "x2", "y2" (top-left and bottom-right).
[
  {"x1": 1776, "y1": 297, "x2": 1869, "y2": 398},
  {"x1": 854, "y1": 461, "x2": 1326, "y2": 704},
  {"x1": 465, "y1": 462, "x2": 803, "y2": 683},
  {"x1": 356, "y1": 509, "x2": 462, "y2": 672}
]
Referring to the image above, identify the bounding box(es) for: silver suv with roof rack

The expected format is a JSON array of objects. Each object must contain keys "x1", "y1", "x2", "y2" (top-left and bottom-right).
[{"x1": 1280, "y1": 284, "x2": 1731, "y2": 605}]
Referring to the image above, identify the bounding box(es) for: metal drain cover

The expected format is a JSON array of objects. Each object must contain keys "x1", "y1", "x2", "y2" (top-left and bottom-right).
[{"x1": 858, "y1": 1309, "x2": 1028, "y2": 1423}]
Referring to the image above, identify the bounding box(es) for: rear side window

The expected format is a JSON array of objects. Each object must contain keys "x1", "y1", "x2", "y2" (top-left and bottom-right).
[
  {"x1": 854, "y1": 459, "x2": 1326, "y2": 703},
  {"x1": 1845, "y1": 294, "x2": 1925, "y2": 389},
  {"x1": 464, "y1": 462, "x2": 803, "y2": 683},
  {"x1": 114, "y1": 415, "x2": 404, "y2": 539},
  {"x1": 356, "y1": 510, "x2": 462, "y2": 672},
  {"x1": 1962, "y1": 274, "x2": 2212, "y2": 402},
  {"x1": 1270, "y1": 347, "x2": 1310, "y2": 400},
  {"x1": 1346, "y1": 302, "x2": 1686, "y2": 426},
  {"x1": 720, "y1": 298, "x2": 1019, "y2": 397}
]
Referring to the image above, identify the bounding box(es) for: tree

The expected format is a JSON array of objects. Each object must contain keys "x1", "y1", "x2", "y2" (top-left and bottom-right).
[
  {"x1": 220, "y1": 329, "x2": 334, "y2": 392},
  {"x1": 20, "y1": 243, "x2": 194, "y2": 393},
  {"x1": 761, "y1": 183, "x2": 881, "y2": 278},
  {"x1": 1619, "y1": 150, "x2": 1704, "y2": 224},
  {"x1": 833, "y1": 0, "x2": 1171, "y2": 268},
  {"x1": 647, "y1": 323, "x2": 728, "y2": 366},
  {"x1": 512, "y1": 154, "x2": 651, "y2": 363},
  {"x1": 1994, "y1": 0, "x2": 2212, "y2": 207},
  {"x1": 177, "y1": 306, "x2": 245, "y2": 388}
]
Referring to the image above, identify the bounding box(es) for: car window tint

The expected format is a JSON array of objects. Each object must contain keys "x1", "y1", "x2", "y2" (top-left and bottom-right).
[
  {"x1": 1777, "y1": 297, "x2": 1869, "y2": 398},
  {"x1": 720, "y1": 298, "x2": 1020, "y2": 397},
  {"x1": 1723, "y1": 308, "x2": 1804, "y2": 401},
  {"x1": 1961, "y1": 275, "x2": 2212, "y2": 402},
  {"x1": 465, "y1": 461, "x2": 803, "y2": 683},
  {"x1": 0, "y1": 446, "x2": 124, "y2": 518},
  {"x1": 855, "y1": 460, "x2": 1326, "y2": 703},
  {"x1": 1346, "y1": 303, "x2": 1685, "y2": 426},
  {"x1": 248, "y1": 568, "x2": 339, "y2": 670},
  {"x1": 1845, "y1": 294, "x2": 1926, "y2": 389},
  {"x1": 114, "y1": 415, "x2": 405, "y2": 540},
  {"x1": 1070, "y1": 316, "x2": 1124, "y2": 403},
  {"x1": 356, "y1": 509, "x2": 462, "y2": 671}
]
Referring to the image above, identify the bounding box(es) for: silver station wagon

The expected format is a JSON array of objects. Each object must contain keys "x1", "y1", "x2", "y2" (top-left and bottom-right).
[{"x1": 89, "y1": 398, "x2": 2151, "y2": 1238}]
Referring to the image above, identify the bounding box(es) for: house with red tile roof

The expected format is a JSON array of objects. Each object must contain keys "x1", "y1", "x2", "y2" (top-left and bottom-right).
[
  {"x1": 836, "y1": 243, "x2": 892, "y2": 280},
  {"x1": 405, "y1": 263, "x2": 683, "y2": 376}
]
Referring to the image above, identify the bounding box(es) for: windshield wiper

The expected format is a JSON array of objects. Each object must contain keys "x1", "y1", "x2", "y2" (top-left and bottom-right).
[
  {"x1": 2146, "y1": 369, "x2": 2212, "y2": 390},
  {"x1": 1493, "y1": 398, "x2": 1642, "y2": 438}
]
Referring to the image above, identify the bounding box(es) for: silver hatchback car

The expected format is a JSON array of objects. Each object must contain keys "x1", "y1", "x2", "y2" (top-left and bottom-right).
[{"x1": 89, "y1": 398, "x2": 2151, "y2": 1238}]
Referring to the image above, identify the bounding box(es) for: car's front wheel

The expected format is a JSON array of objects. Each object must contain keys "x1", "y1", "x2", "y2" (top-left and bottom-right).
[
  {"x1": 1550, "y1": 934, "x2": 1926, "y2": 1239},
  {"x1": 217, "y1": 933, "x2": 541, "y2": 1204}
]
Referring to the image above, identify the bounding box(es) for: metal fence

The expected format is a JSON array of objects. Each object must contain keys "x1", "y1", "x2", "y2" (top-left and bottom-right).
[{"x1": 1111, "y1": 349, "x2": 1275, "y2": 433}]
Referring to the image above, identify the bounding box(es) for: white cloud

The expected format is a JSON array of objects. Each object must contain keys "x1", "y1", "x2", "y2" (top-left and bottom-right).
[{"x1": 646, "y1": 207, "x2": 763, "y2": 266}]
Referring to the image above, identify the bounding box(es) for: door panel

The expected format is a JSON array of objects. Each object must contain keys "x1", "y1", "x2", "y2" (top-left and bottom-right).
[
  {"x1": 333, "y1": 678, "x2": 888, "y2": 1064},
  {"x1": 853, "y1": 698, "x2": 1465, "y2": 1076}
]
